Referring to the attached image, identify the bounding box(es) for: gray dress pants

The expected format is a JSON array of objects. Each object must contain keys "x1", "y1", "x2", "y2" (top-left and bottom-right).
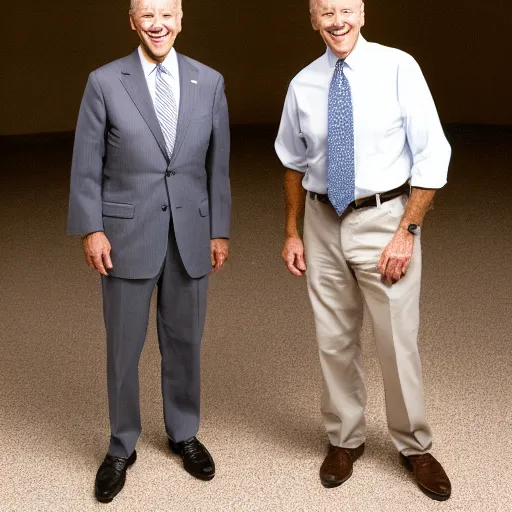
[{"x1": 101, "y1": 222, "x2": 208, "y2": 458}]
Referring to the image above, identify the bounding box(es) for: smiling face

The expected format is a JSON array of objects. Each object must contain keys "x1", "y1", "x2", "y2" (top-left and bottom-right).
[
  {"x1": 310, "y1": 0, "x2": 365, "y2": 59},
  {"x1": 130, "y1": 0, "x2": 183, "y2": 64}
]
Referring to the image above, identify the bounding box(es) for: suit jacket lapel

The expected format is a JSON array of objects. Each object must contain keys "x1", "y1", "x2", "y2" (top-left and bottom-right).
[
  {"x1": 119, "y1": 50, "x2": 169, "y2": 161},
  {"x1": 170, "y1": 54, "x2": 199, "y2": 165}
]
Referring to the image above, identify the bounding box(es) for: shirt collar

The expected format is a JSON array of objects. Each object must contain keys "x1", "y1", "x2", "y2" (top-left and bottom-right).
[
  {"x1": 138, "y1": 46, "x2": 179, "y2": 78},
  {"x1": 327, "y1": 34, "x2": 367, "y2": 70}
]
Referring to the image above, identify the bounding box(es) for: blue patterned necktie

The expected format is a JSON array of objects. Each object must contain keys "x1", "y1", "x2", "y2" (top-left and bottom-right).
[
  {"x1": 328, "y1": 59, "x2": 355, "y2": 215},
  {"x1": 154, "y1": 63, "x2": 178, "y2": 156}
]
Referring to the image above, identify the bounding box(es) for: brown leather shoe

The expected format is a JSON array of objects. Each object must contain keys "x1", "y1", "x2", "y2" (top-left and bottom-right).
[
  {"x1": 400, "y1": 453, "x2": 451, "y2": 501},
  {"x1": 320, "y1": 443, "x2": 365, "y2": 488}
]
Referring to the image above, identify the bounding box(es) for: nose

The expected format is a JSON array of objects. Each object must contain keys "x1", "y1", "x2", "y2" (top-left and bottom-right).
[
  {"x1": 333, "y1": 12, "x2": 346, "y2": 27},
  {"x1": 149, "y1": 14, "x2": 164, "y2": 30}
]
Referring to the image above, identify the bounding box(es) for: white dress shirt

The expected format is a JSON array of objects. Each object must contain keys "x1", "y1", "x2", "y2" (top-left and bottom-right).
[
  {"x1": 275, "y1": 36, "x2": 451, "y2": 198},
  {"x1": 138, "y1": 46, "x2": 181, "y2": 116}
]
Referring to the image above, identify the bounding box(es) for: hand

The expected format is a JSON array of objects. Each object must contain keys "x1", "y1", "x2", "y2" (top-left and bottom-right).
[
  {"x1": 210, "y1": 239, "x2": 229, "y2": 274},
  {"x1": 282, "y1": 236, "x2": 307, "y2": 276},
  {"x1": 378, "y1": 229, "x2": 414, "y2": 285},
  {"x1": 82, "y1": 232, "x2": 113, "y2": 276}
]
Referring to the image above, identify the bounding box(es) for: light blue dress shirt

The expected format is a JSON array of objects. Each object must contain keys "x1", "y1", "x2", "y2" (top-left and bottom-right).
[{"x1": 275, "y1": 36, "x2": 451, "y2": 198}]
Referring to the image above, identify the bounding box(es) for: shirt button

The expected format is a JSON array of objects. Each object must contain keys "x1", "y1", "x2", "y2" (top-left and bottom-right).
[{"x1": 161, "y1": 205, "x2": 168, "y2": 211}]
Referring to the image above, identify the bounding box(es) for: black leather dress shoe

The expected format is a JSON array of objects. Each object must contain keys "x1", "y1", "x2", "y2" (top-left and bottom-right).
[
  {"x1": 95, "y1": 451, "x2": 137, "y2": 503},
  {"x1": 169, "y1": 437, "x2": 215, "y2": 481}
]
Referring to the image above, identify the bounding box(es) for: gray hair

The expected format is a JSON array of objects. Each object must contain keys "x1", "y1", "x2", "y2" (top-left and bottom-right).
[
  {"x1": 130, "y1": 0, "x2": 182, "y2": 14},
  {"x1": 309, "y1": 0, "x2": 364, "y2": 14}
]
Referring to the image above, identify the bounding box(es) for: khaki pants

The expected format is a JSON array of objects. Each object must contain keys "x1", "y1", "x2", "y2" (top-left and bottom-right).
[{"x1": 304, "y1": 194, "x2": 432, "y2": 456}]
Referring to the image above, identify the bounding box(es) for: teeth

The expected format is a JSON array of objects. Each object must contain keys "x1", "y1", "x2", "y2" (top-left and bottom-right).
[{"x1": 332, "y1": 30, "x2": 347, "y2": 36}]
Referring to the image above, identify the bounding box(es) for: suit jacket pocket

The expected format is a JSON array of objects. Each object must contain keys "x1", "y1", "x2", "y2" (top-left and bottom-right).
[
  {"x1": 102, "y1": 201, "x2": 135, "y2": 219},
  {"x1": 199, "y1": 204, "x2": 209, "y2": 217}
]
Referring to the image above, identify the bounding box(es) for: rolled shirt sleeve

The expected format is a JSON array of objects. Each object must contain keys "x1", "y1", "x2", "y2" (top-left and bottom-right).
[
  {"x1": 275, "y1": 84, "x2": 308, "y2": 173},
  {"x1": 398, "y1": 54, "x2": 451, "y2": 189}
]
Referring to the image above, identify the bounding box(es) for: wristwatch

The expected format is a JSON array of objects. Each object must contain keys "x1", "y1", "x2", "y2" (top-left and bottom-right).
[{"x1": 407, "y1": 223, "x2": 421, "y2": 236}]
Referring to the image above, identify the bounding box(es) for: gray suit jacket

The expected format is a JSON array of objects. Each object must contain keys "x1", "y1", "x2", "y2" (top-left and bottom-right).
[{"x1": 67, "y1": 49, "x2": 231, "y2": 279}]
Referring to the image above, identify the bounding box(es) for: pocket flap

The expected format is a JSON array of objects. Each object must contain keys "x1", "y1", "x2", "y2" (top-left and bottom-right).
[
  {"x1": 102, "y1": 201, "x2": 135, "y2": 219},
  {"x1": 199, "y1": 204, "x2": 209, "y2": 217}
]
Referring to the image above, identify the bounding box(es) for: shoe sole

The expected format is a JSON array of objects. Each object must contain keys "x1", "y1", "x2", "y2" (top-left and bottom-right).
[
  {"x1": 399, "y1": 454, "x2": 451, "y2": 502},
  {"x1": 96, "y1": 495, "x2": 116, "y2": 504},
  {"x1": 320, "y1": 468, "x2": 353, "y2": 489},
  {"x1": 194, "y1": 473, "x2": 215, "y2": 481},
  {"x1": 95, "y1": 455, "x2": 137, "y2": 503}
]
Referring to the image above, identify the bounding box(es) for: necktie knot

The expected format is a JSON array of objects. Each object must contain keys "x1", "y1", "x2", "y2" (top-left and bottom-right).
[
  {"x1": 334, "y1": 59, "x2": 346, "y2": 80},
  {"x1": 154, "y1": 62, "x2": 178, "y2": 155},
  {"x1": 157, "y1": 63, "x2": 170, "y2": 76}
]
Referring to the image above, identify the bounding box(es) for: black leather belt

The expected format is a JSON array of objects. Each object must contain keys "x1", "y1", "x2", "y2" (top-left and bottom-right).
[{"x1": 309, "y1": 182, "x2": 410, "y2": 211}]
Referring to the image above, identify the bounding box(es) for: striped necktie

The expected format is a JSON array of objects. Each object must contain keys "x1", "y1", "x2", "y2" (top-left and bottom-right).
[
  {"x1": 327, "y1": 59, "x2": 355, "y2": 215},
  {"x1": 154, "y1": 63, "x2": 178, "y2": 156}
]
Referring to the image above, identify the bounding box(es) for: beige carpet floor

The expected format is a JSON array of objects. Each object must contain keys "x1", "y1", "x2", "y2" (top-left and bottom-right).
[{"x1": 0, "y1": 125, "x2": 511, "y2": 511}]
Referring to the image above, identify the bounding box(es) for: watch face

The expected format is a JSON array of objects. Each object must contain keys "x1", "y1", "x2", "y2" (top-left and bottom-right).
[{"x1": 408, "y1": 223, "x2": 419, "y2": 234}]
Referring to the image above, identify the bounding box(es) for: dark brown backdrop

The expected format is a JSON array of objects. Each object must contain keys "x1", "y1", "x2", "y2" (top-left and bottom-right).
[{"x1": 1, "y1": 0, "x2": 510, "y2": 135}]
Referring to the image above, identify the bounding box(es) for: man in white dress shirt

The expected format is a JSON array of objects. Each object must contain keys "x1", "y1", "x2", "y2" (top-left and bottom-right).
[
  {"x1": 275, "y1": 0, "x2": 451, "y2": 500},
  {"x1": 67, "y1": 0, "x2": 230, "y2": 502}
]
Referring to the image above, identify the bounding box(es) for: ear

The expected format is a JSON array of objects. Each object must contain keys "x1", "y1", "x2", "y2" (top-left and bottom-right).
[
  {"x1": 310, "y1": 12, "x2": 319, "y2": 31},
  {"x1": 360, "y1": 1, "x2": 365, "y2": 27},
  {"x1": 129, "y1": 14, "x2": 136, "y2": 31}
]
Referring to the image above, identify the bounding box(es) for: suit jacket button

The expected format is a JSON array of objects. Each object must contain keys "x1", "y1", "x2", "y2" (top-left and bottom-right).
[
  {"x1": 165, "y1": 171, "x2": 171, "y2": 177},
  {"x1": 161, "y1": 205, "x2": 168, "y2": 211}
]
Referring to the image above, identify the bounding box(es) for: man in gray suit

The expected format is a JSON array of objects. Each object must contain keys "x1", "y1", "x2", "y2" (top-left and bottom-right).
[{"x1": 67, "y1": 0, "x2": 230, "y2": 502}]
